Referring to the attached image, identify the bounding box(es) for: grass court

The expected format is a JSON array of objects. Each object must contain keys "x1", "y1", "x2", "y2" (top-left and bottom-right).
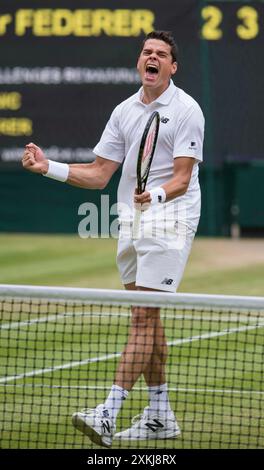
[{"x1": 0, "y1": 235, "x2": 263, "y2": 448}]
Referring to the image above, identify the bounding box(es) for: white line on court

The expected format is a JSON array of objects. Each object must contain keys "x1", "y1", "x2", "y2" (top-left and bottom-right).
[
  {"x1": 0, "y1": 383, "x2": 263, "y2": 396},
  {"x1": 1, "y1": 321, "x2": 263, "y2": 384},
  {"x1": 1, "y1": 311, "x2": 261, "y2": 330},
  {"x1": 0, "y1": 311, "x2": 130, "y2": 330}
]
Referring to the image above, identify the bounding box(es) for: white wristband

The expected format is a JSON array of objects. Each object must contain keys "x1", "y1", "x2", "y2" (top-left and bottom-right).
[
  {"x1": 148, "y1": 187, "x2": 166, "y2": 205},
  {"x1": 43, "y1": 159, "x2": 69, "y2": 182}
]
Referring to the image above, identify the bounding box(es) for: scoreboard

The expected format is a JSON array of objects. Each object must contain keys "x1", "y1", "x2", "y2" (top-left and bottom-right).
[{"x1": 0, "y1": 0, "x2": 263, "y2": 166}]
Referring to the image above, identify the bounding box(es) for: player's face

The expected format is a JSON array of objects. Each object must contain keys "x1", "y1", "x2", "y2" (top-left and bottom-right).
[{"x1": 137, "y1": 39, "x2": 177, "y2": 92}]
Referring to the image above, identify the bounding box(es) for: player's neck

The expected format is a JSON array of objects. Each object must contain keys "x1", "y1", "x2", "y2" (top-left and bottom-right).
[{"x1": 141, "y1": 82, "x2": 170, "y2": 105}]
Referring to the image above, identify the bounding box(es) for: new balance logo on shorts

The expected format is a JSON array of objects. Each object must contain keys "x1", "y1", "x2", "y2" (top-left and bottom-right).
[{"x1": 161, "y1": 278, "x2": 174, "y2": 285}]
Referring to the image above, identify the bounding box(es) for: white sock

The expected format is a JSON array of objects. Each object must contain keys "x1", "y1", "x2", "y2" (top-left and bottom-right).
[
  {"x1": 148, "y1": 383, "x2": 172, "y2": 416},
  {"x1": 103, "y1": 384, "x2": 129, "y2": 422}
]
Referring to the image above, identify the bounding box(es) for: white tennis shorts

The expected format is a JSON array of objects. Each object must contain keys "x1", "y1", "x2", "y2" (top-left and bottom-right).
[{"x1": 116, "y1": 228, "x2": 195, "y2": 293}]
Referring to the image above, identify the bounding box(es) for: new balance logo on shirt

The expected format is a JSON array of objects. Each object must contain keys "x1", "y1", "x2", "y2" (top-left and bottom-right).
[{"x1": 161, "y1": 116, "x2": 170, "y2": 124}]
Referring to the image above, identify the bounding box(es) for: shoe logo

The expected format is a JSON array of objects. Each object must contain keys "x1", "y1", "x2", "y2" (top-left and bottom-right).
[
  {"x1": 102, "y1": 409, "x2": 109, "y2": 418},
  {"x1": 161, "y1": 278, "x2": 174, "y2": 285},
  {"x1": 145, "y1": 419, "x2": 164, "y2": 433},
  {"x1": 161, "y1": 116, "x2": 169, "y2": 124},
  {"x1": 102, "y1": 420, "x2": 111, "y2": 434}
]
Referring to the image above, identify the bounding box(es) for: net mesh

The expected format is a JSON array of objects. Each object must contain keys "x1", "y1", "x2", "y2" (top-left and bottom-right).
[{"x1": 0, "y1": 286, "x2": 263, "y2": 449}]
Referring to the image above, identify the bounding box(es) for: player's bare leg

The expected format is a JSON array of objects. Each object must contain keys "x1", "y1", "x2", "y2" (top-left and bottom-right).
[
  {"x1": 114, "y1": 283, "x2": 181, "y2": 441},
  {"x1": 114, "y1": 283, "x2": 165, "y2": 390},
  {"x1": 143, "y1": 314, "x2": 168, "y2": 386},
  {"x1": 114, "y1": 303, "x2": 161, "y2": 390}
]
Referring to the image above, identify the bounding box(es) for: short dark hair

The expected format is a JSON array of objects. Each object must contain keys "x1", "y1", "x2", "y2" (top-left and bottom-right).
[{"x1": 141, "y1": 30, "x2": 179, "y2": 63}]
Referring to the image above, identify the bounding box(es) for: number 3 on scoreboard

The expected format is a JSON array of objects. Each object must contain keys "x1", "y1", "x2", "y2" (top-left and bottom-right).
[
  {"x1": 237, "y1": 6, "x2": 259, "y2": 40},
  {"x1": 201, "y1": 5, "x2": 259, "y2": 41}
]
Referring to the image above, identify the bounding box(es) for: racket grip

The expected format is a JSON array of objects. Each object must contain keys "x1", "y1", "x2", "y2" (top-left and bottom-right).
[{"x1": 132, "y1": 208, "x2": 141, "y2": 239}]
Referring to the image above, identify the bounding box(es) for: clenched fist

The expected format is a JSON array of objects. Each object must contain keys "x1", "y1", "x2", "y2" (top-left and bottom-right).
[{"x1": 22, "y1": 143, "x2": 49, "y2": 174}]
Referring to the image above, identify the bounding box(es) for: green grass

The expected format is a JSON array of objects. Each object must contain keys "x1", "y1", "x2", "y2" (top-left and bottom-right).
[
  {"x1": 1, "y1": 234, "x2": 264, "y2": 294},
  {"x1": 0, "y1": 234, "x2": 121, "y2": 288},
  {"x1": 1, "y1": 306, "x2": 263, "y2": 449},
  {"x1": 0, "y1": 234, "x2": 264, "y2": 449}
]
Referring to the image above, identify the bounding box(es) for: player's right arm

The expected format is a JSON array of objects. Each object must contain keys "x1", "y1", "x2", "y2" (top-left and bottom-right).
[{"x1": 22, "y1": 143, "x2": 120, "y2": 190}]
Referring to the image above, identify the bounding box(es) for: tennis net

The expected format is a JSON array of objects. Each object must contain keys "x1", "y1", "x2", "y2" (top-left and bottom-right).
[{"x1": 0, "y1": 284, "x2": 263, "y2": 449}]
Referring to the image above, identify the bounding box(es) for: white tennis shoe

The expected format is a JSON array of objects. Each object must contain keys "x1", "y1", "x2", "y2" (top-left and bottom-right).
[
  {"x1": 72, "y1": 404, "x2": 115, "y2": 448},
  {"x1": 114, "y1": 406, "x2": 181, "y2": 441}
]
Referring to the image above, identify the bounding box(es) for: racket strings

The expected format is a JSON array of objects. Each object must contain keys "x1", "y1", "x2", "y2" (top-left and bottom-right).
[{"x1": 139, "y1": 114, "x2": 160, "y2": 192}]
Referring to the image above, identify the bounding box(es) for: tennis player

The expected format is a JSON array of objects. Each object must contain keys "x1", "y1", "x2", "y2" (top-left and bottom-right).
[{"x1": 22, "y1": 30, "x2": 204, "y2": 448}]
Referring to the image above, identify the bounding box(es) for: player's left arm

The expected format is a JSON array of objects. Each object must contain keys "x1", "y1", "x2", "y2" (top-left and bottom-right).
[
  {"x1": 135, "y1": 103, "x2": 204, "y2": 206},
  {"x1": 134, "y1": 156, "x2": 195, "y2": 204},
  {"x1": 162, "y1": 156, "x2": 196, "y2": 201}
]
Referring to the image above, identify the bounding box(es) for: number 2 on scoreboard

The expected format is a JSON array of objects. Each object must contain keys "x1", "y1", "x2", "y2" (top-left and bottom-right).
[{"x1": 201, "y1": 5, "x2": 223, "y2": 40}]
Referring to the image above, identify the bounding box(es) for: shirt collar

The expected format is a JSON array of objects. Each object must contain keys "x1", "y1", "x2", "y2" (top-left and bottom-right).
[{"x1": 137, "y1": 79, "x2": 176, "y2": 106}]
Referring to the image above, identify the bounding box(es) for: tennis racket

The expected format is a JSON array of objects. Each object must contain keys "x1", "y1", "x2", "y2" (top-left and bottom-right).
[{"x1": 133, "y1": 111, "x2": 160, "y2": 238}]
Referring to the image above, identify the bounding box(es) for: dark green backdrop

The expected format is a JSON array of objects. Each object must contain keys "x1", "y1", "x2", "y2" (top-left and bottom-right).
[{"x1": 1, "y1": 1, "x2": 263, "y2": 235}]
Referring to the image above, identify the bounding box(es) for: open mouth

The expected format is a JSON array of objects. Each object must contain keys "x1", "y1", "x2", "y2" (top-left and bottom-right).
[{"x1": 145, "y1": 64, "x2": 159, "y2": 75}]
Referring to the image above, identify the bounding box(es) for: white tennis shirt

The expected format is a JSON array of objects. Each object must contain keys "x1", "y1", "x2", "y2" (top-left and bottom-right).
[{"x1": 93, "y1": 80, "x2": 205, "y2": 233}]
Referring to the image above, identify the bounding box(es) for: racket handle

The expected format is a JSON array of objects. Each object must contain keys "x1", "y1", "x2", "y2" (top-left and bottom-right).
[{"x1": 132, "y1": 207, "x2": 141, "y2": 239}]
